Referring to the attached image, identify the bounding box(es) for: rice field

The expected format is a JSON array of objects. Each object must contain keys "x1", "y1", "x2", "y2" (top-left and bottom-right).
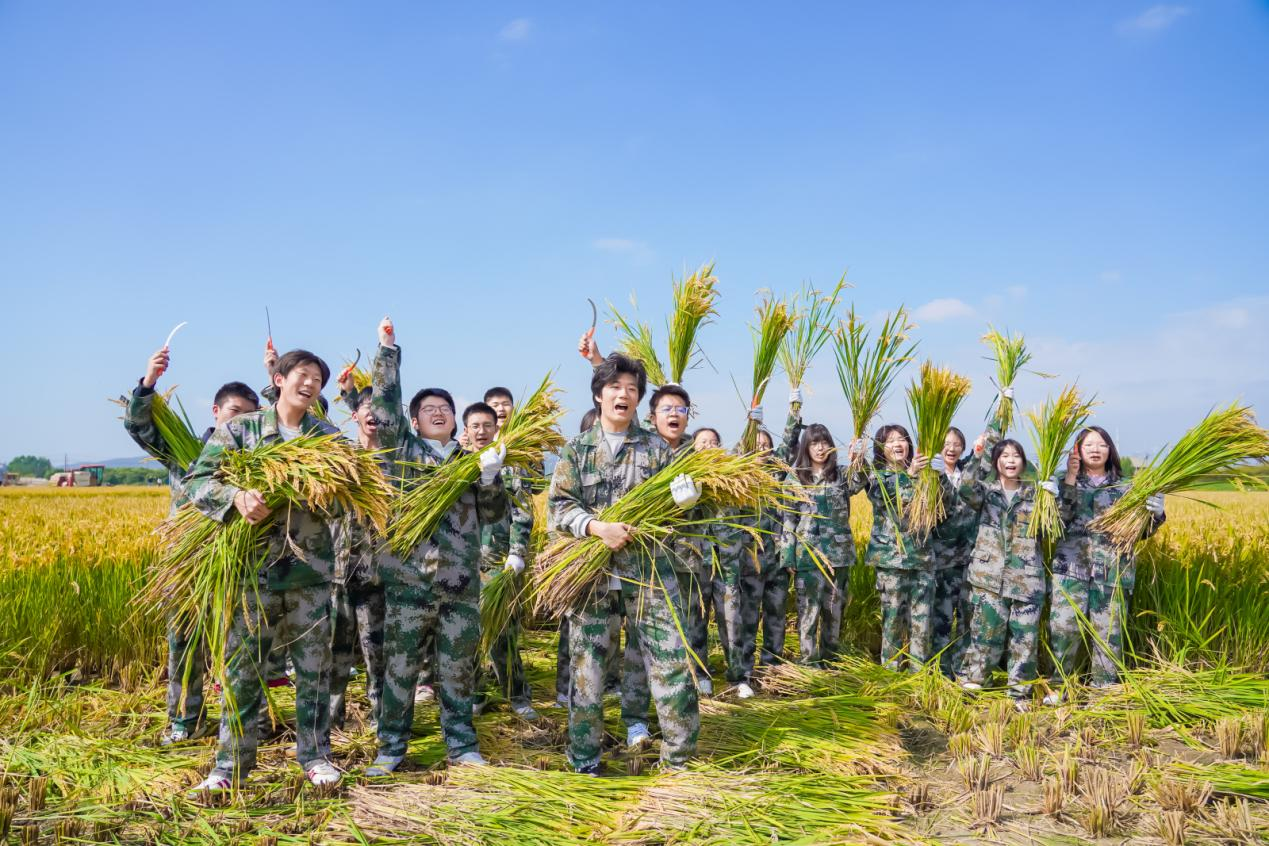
[{"x1": 1, "y1": 486, "x2": 1267, "y2": 844}]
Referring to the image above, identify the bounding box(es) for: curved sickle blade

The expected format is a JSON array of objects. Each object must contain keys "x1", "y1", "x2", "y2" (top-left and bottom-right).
[
  {"x1": 587, "y1": 298, "x2": 598, "y2": 331},
  {"x1": 163, "y1": 321, "x2": 188, "y2": 349}
]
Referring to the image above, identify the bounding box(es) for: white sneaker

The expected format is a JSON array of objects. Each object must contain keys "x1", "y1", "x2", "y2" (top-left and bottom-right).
[
  {"x1": 512, "y1": 703, "x2": 541, "y2": 721},
  {"x1": 472, "y1": 700, "x2": 486, "y2": 716},
  {"x1": 1042, "y1": 690, "x2": 1062, "y2": 706},
  {"x1": 1013, "y1": 699, "x2": 1031, "y2": 713},
  {"x1": 187, "y1": 770, "x2": 232, "y2": 797},
  {"x1": 960, "y1": 681, "x2": 982, "y2": 691},
  {"x1": 305, "y1": 760, "x2": 341, "y2": 788},
  {"x1": 735, "y1": 682, "x2": 756, "y2": 700},
  {"x1": 697, "y1": 677, "x2": 713, "y2": 696},
  {"x1": 453, "y1": 752, "x2": 488, "y2": 766},
  {"x1": 365, "y1": 755, "x2": 403, "y2": 777},
  {"x1": 626, "y1": 722, "x2": 652, "y2": 749},
  {"x1": 415, "y1": 684, "x2": 435, "y2": 703},
  {"x1": 555, "y1": 692, "x2": 569, "y2": 708}
]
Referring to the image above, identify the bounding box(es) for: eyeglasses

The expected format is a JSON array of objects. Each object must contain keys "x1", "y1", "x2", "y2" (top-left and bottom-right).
[
  {"x1": 418, "y1": 405, "x2": 452, "y2": 416},
  {"x1": 656, "y1": 405, "x2": 689, "y2": 415}
]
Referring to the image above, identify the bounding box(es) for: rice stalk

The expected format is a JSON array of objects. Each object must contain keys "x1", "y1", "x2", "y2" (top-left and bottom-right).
[
  {"x1": 904, "y1": 362, "x2": 972, "y2": 541},
  {"x1": 388, "y1": 375, "x2": 566, "y2": 556},
  {"x1": 981, "y1": 327, "x2": 1049, "y2": 434},
  {"x1": 607, "y1": 299, "x2": 667, "y2": 386},
  {"x1": 1090, "y1": 403, "x2": 1269, "y2": 553},
  {"x1": 777, "y1": 275, "x2": 849, "y2": 392},
  {"x1": 151, "y1": 389, "x2": 204, "y2": 470},
  {"x1": 478, "y1": 567, "x2": 526, "y2": 657},
  {"x1": 665, "y1": 262, "x2": 719, "y2": 384},
  {"x1": 739, "y1": 293, "x2": 797, "y2": 453},
  {"x1": 1025, "y1": 384, "x2": 1098, "y2": 539},
  {"x1": 1170, "y1": 762, "x2": 1269, "y2": 800}
]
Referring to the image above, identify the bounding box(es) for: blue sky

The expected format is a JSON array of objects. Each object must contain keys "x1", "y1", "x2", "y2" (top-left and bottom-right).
[{"x1": 2, "y1": 2, "x2": 1266, "y2": 465}]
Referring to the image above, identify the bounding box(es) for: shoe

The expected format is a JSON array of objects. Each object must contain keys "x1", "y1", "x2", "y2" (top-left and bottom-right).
[
  {"x1": 472, "y1": 700, "x2": 486, "y2": 717},
  {"x1": 555, "y1": 692, "x2": 569, "y2": 708},
  {"x1": 659, "y1": 763, "x2": 688, "y2": 773},
  {"x1": 187, "y1": 770, "x2": 233, "y2": 797},
  {"x1": 453, "y1": 752, "x2": 488, "y2": 766},
  {"x1": 1042, "y1": 690, "x2": 1062, "y2": 706},
  {"x1": 575, "y1": 763, "x2": 601, "y2": 777},
  {"x1": 161, "y1": 727, "x2": 190, "y2": 747},
  {"x1": 735, "y1": 682, "x2": 755, "y2": 700},
  {"x1": 512, "y1": 703, "x2": 541, "y2": 721},
  {"x1": 697, "y1": 677, "x2": 713, "y2": 696},
  {"x1": 960, "y1": 681, "x2": 982, "y2": 691},
  {"x1": 1013, "y1": 699, "x2": 1031, "y2": 713},
  {"x1": 415, "y1": 684, "x2": 435, "y2": 703},
  {"x1": 626, "y1": 722, "x2": 652, "y2": 749},
  {"x1": 365, "y1": 755, "x2": 404, "y2": 777},
  {"x1": 305, "y1": 760, "x2": 341, "y2": 788}
]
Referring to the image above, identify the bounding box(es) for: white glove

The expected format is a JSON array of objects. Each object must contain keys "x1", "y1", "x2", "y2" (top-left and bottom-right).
[
  {"x1": 479, "y1": 443, "x2": 506, "y2": 485},
  {"x1": 1039, "y1": 480, "x2": 1059, "y2": 496},
  {"x1": 671, "y1": 474, "x2": 702, "y2": 509},
  {"x1": 504, "y1": 554, "x2": 525, "y2": 575},
  {"x1": 748, "y1": 405, "x2": 764, "y2": 423},
  {"x1": 847, "y1": 438, "x2": 867, "y2": 460},
  {"x1": 788, "y1": 387, "x2": 803, "y2": 405},
  {"x1": 930, "y1": 455, "x2": 946, "y2": 473},
  {"x1": 1146, "y1": 493, "x2": 1165, "y2": 516},
  {"x1": 999, "y1": 386, "x2": 1014, "y2": 401}
]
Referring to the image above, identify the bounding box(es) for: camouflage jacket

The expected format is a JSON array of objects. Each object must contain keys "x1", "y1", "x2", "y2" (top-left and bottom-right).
[
  {"x1": 370, "y1": 343, "x2": 507, "y2": 588},
  {"x1": 182, "y1": 406, "x2": 342, "y2": 591},
  {"x1": 721, "y1": 409, "x2": 802, "y2": 571},
  {"x1": 332, "y1": 446, "x2": 394, "y2": 586},
  {"x1": 123, "y1": 383, "x2": 212, "y2": 516},
  {"x1": 861, "y1": 465, "x2": 953, "y2": 571},
  {"x1": 931, "y1": 455, "x2": 981, "y2": 568},
  {"x1": 1053, "y1": 474, "x2": 1166, "y2": 591},
  {"x1": 548, "y1": 421, "x2": 675, "y2": 581},
  {"x1": 480, "y1": 462, "x2": 542, "y2": 571},
  {"x1": 780, "y1": 466, "x2": 865, "y2": 572},
  {"x1": 958, "y1": 448, "x2": 1045, "y2": 604}
]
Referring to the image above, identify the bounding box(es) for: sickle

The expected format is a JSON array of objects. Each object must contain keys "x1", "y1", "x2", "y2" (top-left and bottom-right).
[
  {"x1": 338, "y1": 348, "x2": 362, "y2": 382},
  {"x1": 579, "y1": 298, "x2": 598, "y2": 359},
  {"x1": 163, "y1": 321, "x2": 188, "y2": 349}
]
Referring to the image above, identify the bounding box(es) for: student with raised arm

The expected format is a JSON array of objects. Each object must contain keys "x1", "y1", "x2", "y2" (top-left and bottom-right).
[
  {"x1": 549, "y1": 352, "x2": 700, "y2": 774},
  {"x1": 364, "y1": 318, "x2": 508, "y2": 775}
]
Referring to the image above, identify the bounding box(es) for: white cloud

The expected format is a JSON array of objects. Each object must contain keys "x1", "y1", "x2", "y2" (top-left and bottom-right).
[
  {"x1": 913, "y1": 297, "x2": 976, "y2": 323},
  {"x1": 1118, "y1": 5, "x2": 1190, "y2": 34},
  {"x1": 592, "y1": 237, "x2": 642, "y2": 253},
  {"x1": 1100, "y1": 270, "x2": 1122, "y2": 284},
  {"x1": 499, "y1": 18, "x2": 532, "y2": 42}
]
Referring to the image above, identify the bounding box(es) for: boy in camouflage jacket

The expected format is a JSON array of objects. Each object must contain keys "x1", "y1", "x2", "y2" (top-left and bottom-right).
[{"x1": 930, "y1": 428, "x2": 982, "y2": 678}]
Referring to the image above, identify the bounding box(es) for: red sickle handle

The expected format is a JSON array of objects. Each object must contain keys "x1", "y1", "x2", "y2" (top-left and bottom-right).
[{"x1": 578, "y1": 326, "x2": 595, "y2": 359}]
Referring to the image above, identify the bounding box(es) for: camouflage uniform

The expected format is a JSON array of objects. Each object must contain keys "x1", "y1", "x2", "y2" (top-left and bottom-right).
[
  {"x1": 714, "y1": 512, "x2": 761, "y2": 682},
  {"x1": 182, "y1": 406, "x2": 342, "y2": 777},
  {"x1": 955, "y1": 437, "x2": 1045, "y2": 699},
  {"x1": 1050, "y1": 474, "x2": 1165, "y2": 687},
  {"x1": 862, "y1": 465, "x2": 950, "y2": 671},
  {"x1": 931, "y1": 455, "x2": 984, "y2": 677},
  {"x1": 780, "y1": 463, "x2": 864, "y2": 666},
  {"x1": 329, "y1": 507, "x2": 387, "y2": 729},
  {"x1": 475, "y1": 463, "x2": 540, "y2": 710},
  {"x1": 549, "y1": 422, "x2": 699, "y2": 770},
  {"x1": 370, "y1": 343, "x2": 507, "y2": 760},
  {"x1": 555, "y1": 610, "x2": 622, "y2": 702}
]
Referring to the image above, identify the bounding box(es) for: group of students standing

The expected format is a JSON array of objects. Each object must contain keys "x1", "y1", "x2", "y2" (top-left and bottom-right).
[{"x1": 124, "y1": 316, "x2": 1167, "y2": 790}]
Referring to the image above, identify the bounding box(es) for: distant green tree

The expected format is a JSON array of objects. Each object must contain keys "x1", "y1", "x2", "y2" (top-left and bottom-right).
[
  {"x1": 104, "y1": 467, "x2": 168, "y2": 486},
  {"x1": 1120, "y1": 456, "x2": 1135, "y2": 478},
  {"x1": 8, "y1": 455, "x2": 54, "y2": 478}
]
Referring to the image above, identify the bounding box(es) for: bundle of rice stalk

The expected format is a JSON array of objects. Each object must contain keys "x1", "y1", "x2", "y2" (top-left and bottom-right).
[
  {"x1": 777, "y1": 275, "x2": 849, "y2": 397},
  {"x1": 1026, "y1": 385, "x2": 1098, "y2": 539},
  {"x1": 387, "y1": 375, "x2": 566, "y2": 557},
  {"x1": 739, "y1": 294, "x2": 797, "y2": 453},
  {"x1": 151, "y1": 389, "x2": 204, "y2": 470},
  {"x1": 144, "y1": 434, "x2": 394, "y2": 715},
  {"x1": 834, "y1": 307, "x2": 918, "y2": 460},
  {"x1": 1170, "y1": 762, "x2": 1269, "y2": 800},
  {"x1": 981, "y1": 326, "x2": 1050, "y2": 434},
  {"x1": 905, "y1": 362, "x2": 972, "y2": 541},
  {"x1": 340, "y1": 360, "x2": 373, "y2": 394},
  {"x1": 478, "y1": 566, "x2": 526, "y2": 656},
  {"x1": 607, "y1": 299, "x2": 667, "y2": 386},
  {"x1": 1086, "y1": 660, "x2": 1269, "y2": 728},
  {"x1": 532, "y1": 448, "x2": 794, "y2": 618},
  {"x1": 1090, "y1": 403, "x2": 1269, "y2": 553},
  {"x1": 665, "y1": 262, "x2": 719, "y2": 385}
]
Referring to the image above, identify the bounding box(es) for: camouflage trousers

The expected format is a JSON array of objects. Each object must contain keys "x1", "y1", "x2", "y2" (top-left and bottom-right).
[
  {"x1": 932, "y1": 564, "x2": 974, "y2": 678},
  {"x1": 1049, "y1": 574, "x2": 1125, "y2": 687},
  {"x1": 680, "y1": 565, "x2": 729, "y2": 677},
  {"x1": 757, "y1": 560, "x2": 792, "y2": 666},
  {"x1": 329, "y1": 575, "x2": 385, "y2": 729},
  {"x1": 166, "y1": 616, "x2": 207, "y2": 735},
  {"x1": 555, "y1": 600, "x2": 622, "y2": 701},
  {"x1": 378, "y1": 575, "x2": 481, "y2": 760},
  {"x1": 213, "y1": 584, "x2": 333, "y2": 776},
  {"x1": 721, "y1": 549, "x2": 763, "y2": 682},
  {"x1": 795, "y1": 566, "x2": 849, "y2": 666},
  {"x1": 476, "y1": 615, "x2": 532, "y2": 710},
  {"x1": 876, "y1": 567, "x2": 936, "y2": 672},
  {"x1": 958, "y1": 589, "x2": 1040, "y2": 699},
  {"x1": 566, "y1": 570, "x2": 700, "y2": 770}
]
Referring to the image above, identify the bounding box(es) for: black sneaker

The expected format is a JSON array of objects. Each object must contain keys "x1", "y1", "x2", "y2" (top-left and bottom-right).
[{"x1": 575, "y1": 763, "x2": 602, "y2": 777}]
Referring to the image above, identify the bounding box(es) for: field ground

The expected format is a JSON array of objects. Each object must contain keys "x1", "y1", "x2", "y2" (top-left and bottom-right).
[{"x1": 0, "y1": 487, "x2": 1266, "y2": 844}]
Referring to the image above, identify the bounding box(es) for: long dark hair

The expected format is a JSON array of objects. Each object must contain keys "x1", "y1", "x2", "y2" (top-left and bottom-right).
[
  {"x1": 990, "y1": 438, "x2": 1029, "y2": 480},
  {"x1": 1074, "y1": 425, "x2": 1122, "y2": 482},
  {"x1": 873, "y1": 424, "x2": 913, "y2": 470},
  {"x1": 794, "y1": 423, "x2": 839, "y2": 485}
]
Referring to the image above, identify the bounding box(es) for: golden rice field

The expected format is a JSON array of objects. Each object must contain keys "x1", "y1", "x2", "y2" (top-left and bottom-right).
[{"x1": 0, "y1": 486, "x2": 1266, "y2": 844}]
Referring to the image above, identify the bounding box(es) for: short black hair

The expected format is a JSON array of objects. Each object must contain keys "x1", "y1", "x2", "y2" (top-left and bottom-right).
[
  {"x1": 213, "y1": 382, "x2": 260, "y2": 409},
  {"x1": 463, "y1": 401, "x2": 498, "y2": 425},
  {"x1": 350, "y1": 387, "x2": 373, "y2": 412},
  {"x1": 275, "y1": 349, "x2": 331, "y2": 387},
  {"x1": 873, "y1": 423, "x2": 914, "y2": 469},
  {"x1": 945, "y1": 426, "x2": 966, "y2": 450},
  {"x1": 483, "y1": 387, "x2": 514, "y2": 405},
  {"x1": 990, "y1": 438, "x2": 1029, "y2": 478},
  {"x1": 591, "y1": 353, "x2": 647, "y2": 405},
  {"x1": 579, "y1": 408, "x2": 598, "y2": 433},
  {"x1": 649, "y1": 383, "x2": 691, "y2": 413},
  {"x1": 409, "y1": 387, "x2": 456, "y2": 422},
  {"x1": 691, "y1": 427, "x2": 721, "y2": 444}
]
